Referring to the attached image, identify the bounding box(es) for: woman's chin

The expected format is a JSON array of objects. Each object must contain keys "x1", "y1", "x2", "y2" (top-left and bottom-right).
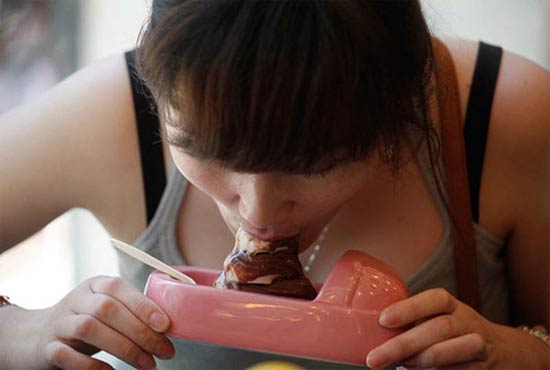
[{"x1": 297, "y1": 226, "x2": 325, "y2": 254}]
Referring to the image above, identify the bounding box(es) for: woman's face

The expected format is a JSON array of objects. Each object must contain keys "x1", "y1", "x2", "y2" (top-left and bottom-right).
[{"x1": 166, "y1": 125, "x2": 374, "y2": 251}]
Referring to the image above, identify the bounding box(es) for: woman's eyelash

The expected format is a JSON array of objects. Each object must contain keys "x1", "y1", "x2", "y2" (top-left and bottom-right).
[
  {"x1": 302, "y1": 169, "x2": 331, "y2": 178},
  {"x1": 301, "y1": 161, "x2": 344, "y2": 178}
]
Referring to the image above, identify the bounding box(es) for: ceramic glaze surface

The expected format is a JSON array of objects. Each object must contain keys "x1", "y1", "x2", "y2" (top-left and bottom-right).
[{"x1": 144, "y1": 250, "x2": 409, "y2": 366}]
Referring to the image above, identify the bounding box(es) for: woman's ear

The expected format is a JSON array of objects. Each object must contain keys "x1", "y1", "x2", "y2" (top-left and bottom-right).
[{"x1": 137, "y1": 26, "x2": 149, "y2": 47}]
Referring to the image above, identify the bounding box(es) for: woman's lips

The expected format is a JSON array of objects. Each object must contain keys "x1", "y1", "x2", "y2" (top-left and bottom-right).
[
  {"x1": 221, "y1": 211, "x2": 323, "y2": 250},
  {"x1": 239, "y1": 226, "x2": 300, "y2": 242},
  {"x1": 216, "y1": 202, "x2": 303, "y2": 242},
  {"x1": 237, "y1": 221, "x2": 299, "y2": 242}
]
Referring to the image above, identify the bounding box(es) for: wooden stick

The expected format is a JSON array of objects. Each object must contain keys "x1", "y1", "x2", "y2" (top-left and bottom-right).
[{"x1": 111, "y1": 238, "x2": 196, "y2": 285}]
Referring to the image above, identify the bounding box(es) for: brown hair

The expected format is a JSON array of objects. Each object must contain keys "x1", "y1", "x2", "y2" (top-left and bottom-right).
[{"x1": 136, "y1": 0, "x2": 438, "y2": 175}]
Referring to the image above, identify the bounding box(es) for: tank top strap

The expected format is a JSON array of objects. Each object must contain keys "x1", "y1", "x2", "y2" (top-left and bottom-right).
[
  {"x1": 463, "y1": 41, "x2": 503, "y2": 223},
  {"x1": 124, "y1": 49, "x2": 167, "y2": 225}
]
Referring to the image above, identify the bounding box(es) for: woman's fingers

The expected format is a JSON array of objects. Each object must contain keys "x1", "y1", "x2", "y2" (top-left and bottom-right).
[
  {"x1": 379, "y1": 288, "x2": 458, "y2": 328},
  {"x1": 367, "y1": 289, "x2": 491, "y2": 369},
  {"x1": 367, "y1": 314, "x2": 469, "y2": 368},
  {"x1": 73, "y1": 291, "x2": 174, "y2": 360},
  {"x1": 50, "y1": 276, "x2": 176, "y2": 368},
  {"x1": 54, "y1": 314, "x2": 157, "y2": 370},
  {"x1": 45, "y1": 341, "x2": 114, "y2": 370},
  {"x1": 88, "y1": 276, "x2": 171, "y2": 333},
  {"x1": 401, "y1": 333, "x2": 488, "y2": 369}
]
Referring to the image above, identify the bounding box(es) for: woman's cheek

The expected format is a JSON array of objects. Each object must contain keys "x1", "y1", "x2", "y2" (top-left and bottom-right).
[{"x1": 171, "y1": 153, "x2": 235, "y2": 203}]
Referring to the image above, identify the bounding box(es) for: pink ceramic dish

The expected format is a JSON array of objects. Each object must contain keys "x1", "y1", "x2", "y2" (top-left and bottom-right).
[{"x1": 144, "y1": 250, "x2": 409, "y2": 366}]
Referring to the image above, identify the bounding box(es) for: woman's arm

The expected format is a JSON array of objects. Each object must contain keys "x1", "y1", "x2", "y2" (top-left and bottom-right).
[
  {"x1": 366, "y1": 46, "x2": 550, "y2": 369},
  {"x1": 485, "y1": 49, "x2": 549, "y2": 327},
  {"x1": 0, "y1": 54, "x2": 147, "y2": 251},
  {"x1": 0, "y1": 54, "x2": 178, "y2": 369},
  {"x1": 0, "y1": 276, "x2": 175, "y2": 369},
  {"x1": 444, "y1": 36, "x2": 549, "y2": 327}
]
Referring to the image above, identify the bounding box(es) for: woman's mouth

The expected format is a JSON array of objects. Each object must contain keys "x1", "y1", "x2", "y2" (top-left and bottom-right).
[
  {"x1": 238, "y1": 225, "x2": 300, "y2": 242},
  {"x1": 216, "y1": 203, "x2": 332, "y2": 252}
]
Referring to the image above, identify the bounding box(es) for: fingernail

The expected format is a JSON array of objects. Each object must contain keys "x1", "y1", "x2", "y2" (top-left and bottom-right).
[
  {"x1": 149, "y1": 311, "x2": 169, "y2": 332},
  {"x1": 366, "y1": 348, "x2": 389, "y2": 369},
  {"x1": 379, "y1": 311, "x2": 395, "y2": 327},
  {"x1": 155, "y1": 341, "x2": 174, "y2": 359},
  {"x1": 137, "y1": 353, "x2": 156, "y2": 370}
]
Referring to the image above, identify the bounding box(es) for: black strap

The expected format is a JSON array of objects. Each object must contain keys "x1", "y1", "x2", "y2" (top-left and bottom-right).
[
  {"x1": 124, "y1": 50, "x2": 167, "y2": 224},
  {"x1": 463, "y1": 41, "x2": 503, "y2": 223}
]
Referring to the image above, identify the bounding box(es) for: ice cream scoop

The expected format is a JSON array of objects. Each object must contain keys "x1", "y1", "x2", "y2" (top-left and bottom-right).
[{"x1": 214, "y1": 228, "x2": 317, "y2": 299}]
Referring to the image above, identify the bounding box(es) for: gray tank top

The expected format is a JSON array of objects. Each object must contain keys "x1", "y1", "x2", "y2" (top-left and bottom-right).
[{"x1": 113, "y1": 134, "x2": 509, "y2": 369}]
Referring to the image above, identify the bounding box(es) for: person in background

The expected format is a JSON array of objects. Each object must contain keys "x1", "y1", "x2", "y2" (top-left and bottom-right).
[
  {"x1": 0, "y1": 1, "x2": 548, "y2": 369},
  {"x1": 0, "y1": 1, "x2": 65, "y2": 113}
]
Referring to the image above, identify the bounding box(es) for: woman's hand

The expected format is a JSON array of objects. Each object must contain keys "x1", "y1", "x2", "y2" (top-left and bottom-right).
[
  {"x1": 366, "y1": 288, "x2": 550, "y2": 369},
  {"x1": 8, "y1": 276, "x2": 175, "y2": 370}
]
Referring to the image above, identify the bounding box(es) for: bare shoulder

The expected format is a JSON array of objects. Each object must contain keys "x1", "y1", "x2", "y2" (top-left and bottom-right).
[
  {"x1": 440, "y1": 35, "x2": 548, "y2": 127},
  {"x1": 0, "y1": 53, "x2": 150, "y2": 249},
  {"x1": 437, "y1": 36, "x2": 479, "y2": 120},
  {"x1": 67, "y1": 54, "x2": 154, "y2": 241},
  {"x1": 482, "y1": 42, "x2": 550, "y2": 246},
  {"x1": 441, "y1": 35, "x2": 549, "y2": 238}
]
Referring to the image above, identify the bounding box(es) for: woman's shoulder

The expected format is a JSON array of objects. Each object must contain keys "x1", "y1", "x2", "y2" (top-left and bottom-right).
[
  {"x1": 73, "y1": 53, "x2": 160, "y2": 241},
  {"x1": 0, "y1": 53, "x2": 154, "y2": 248},
  {"x1": 441, "y1": 35, "x2": 548, "y2": 133},
  {"x1": 440, "y1": 36, "x2": 548, "y2": 237},
  {"x1": 70, "y1": 52, "x2": 176, "y2": 242}
]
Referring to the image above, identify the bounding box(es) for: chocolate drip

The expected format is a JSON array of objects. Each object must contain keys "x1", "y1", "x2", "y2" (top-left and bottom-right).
[
  {"x1": 226, "y1": 253, "x2": 303, "y2": 283},
  {"x1": 214, "y1": 229, "x2": 317, "y2": 300}
]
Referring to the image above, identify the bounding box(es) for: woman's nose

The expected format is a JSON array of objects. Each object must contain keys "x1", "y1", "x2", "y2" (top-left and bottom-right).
[{"x1": 237, "y1": 174, "x2": 296, "y2": 231}]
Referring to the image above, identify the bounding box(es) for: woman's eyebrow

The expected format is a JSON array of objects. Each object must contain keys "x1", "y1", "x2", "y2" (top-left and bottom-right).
[{"x1": 163, "y1": 118, "x2": 180, "y2": 128}]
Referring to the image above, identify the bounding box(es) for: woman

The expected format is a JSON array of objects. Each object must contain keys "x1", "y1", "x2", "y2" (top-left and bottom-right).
[{"x1": 0, "y1": 1, "x2": 548, "y2": 369}]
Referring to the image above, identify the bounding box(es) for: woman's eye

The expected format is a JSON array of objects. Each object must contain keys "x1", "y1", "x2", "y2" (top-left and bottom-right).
[{"x1": 302, "y1": 169, "x2": 330, "y2": 178}]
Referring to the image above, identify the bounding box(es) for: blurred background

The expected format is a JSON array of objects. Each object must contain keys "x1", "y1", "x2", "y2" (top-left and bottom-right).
[{"x1": 0, "y1": 0, "x2": 549, "y2": 309}]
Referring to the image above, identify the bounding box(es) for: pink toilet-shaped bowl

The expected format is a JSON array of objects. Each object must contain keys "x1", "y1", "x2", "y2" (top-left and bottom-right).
[{"x1": 144, "y1": 250, "x2": 409, "y2": 366}]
